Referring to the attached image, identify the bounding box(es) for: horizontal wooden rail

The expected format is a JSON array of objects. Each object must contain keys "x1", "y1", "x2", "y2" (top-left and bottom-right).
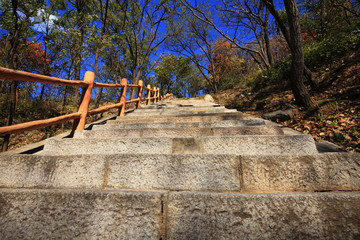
[
  {"x1": 127, "y1": 84, "x2": 140, "y2": 88},
  {"x1": 93, "y1": 83, "x2": 123, "y2": 88},
  {"x1": 0, "y1": 67, "x2": 88, "y2": 87},
  {"x1": 126, "y1": 98, "x2": 140, "y2": 103},
  {"x1": 0, "y1": 113, "x2": 82, "y2": 137},
  {"x1": 0, "y1": 66, "x2": 172, "y2": 151},
  {"x1": 88, "y1": 102, "x2": 124, "y2": 115},
  {"x1": 92, "y1": 83, "x2": 143, "y2": 89}
]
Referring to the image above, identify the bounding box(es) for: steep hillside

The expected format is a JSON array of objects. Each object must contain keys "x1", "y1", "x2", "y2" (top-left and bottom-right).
[{"x1": 213, "y1": 49, "x2": 360, "y2": 152}]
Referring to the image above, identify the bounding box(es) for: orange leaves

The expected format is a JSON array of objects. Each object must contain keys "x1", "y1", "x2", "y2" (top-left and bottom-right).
[
  {"x1": 21, "y1": 42, "x2": 52, "y2": 72},
  {"x1": 208, "y1": 38, "x2": 246, "y2": 89},
  {"x1": 282, "y1": 102, "x2": 360, "y2": 151}
]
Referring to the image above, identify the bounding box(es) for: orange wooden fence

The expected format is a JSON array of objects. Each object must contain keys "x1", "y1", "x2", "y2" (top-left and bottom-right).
[{"x1": 0, "y1": 66, "x2": 173, "y2": 138}]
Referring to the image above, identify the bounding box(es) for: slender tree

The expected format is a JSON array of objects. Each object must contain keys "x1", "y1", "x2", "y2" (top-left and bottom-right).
[
  {"x1": 262, "y1": 0, "x2": 315, "y2": 108},
  {"x1": 1, "y1": 0, "x2": 45, "y2": 151},
  {"x1": 262, "y1": 0, "x2": 317, "y2": 89},
  {"x1": 167, "y1": 4, "x2": 221, "y2": 92},
  {"x1": 180, "y1": 0, "x2": 274, "y2": 70},
  {"x1": 285, "y1": 0, "x2": 315, "y2": 108},
  {"x1": 114, "y1": 0, "x2": 172, "y2": 99}
]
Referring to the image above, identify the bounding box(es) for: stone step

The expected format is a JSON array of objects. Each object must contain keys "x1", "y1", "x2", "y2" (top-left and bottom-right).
[
  {"x1": 42, "y1": 135, "x2": 318, "y2": 155},
  {"x1": 134, "y1": 106, "x2": 225, "y2": 111},
  {"x1": 92, "y1": 119, "x2": 266, "y2": 130},
  {"x1": 0, "y1": 189, "x2": 165, "y2": 239},
  {"x1": 1, "y1": 153, "x2": 358, "y2": 192},
  {"x1": 240, "y1": 152, "x2": 360, "y2": 192},
  {"x1": 126, "y1": 109, "x2": 237, "y2": 116},
  {"x1": 140, "y1": 103, "x2": 221, "y2": 109},
  {"x1": 166, "y1": 191, "x2": 360, "y2": 239},
  {"x1": 0, "y1": 154, "x2": 239, "y2": 191},
  {"x1": 1, "y1": 189, "x2": 359, "y2": 239},
  {"x1": 112, "y1": 112, "x2": 258, "y2": 124},
  {"x1": 74, "y1": 126, "x2": 284, "y2": 138}
]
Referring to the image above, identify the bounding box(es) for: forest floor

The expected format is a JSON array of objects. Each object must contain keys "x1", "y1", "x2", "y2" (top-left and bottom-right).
[{"x1": 213, "y1": 49, "x2": 360, "y2": 152}]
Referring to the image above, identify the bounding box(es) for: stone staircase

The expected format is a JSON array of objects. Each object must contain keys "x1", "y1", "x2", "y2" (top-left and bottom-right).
[{"x1": 0, "y1": 98, "x2": 359, "y2": 239}]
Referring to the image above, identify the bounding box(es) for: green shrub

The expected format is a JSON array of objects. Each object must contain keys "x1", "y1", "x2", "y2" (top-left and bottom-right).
[
  {"x1": 246, "y1": 20, "x2": 360, "y2": 91},
  {"x1": 304, "y1": 22, "x2": 360, "y2": 69}
]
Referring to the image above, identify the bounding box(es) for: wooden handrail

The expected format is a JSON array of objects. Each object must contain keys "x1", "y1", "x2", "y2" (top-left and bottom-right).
[
  {"x1": 0, "y1": 112, "x2": 82, "y2": 137},
  {"x1": 126, "y1": 98, "x2": 140, "y2": 103},
  {"x1": 0, "y1": 66, "x2": 88, "y2": 87},
  {"x1": 93, "y1": 83, "x2": 123, "y2": 88},
  {"x1": 0, "y1": 66, "x2": 172, "y2": 149},
  {"x1": 127, "y1": 84, "x2": 140, "y2": 88},
  {"x1": 88, "y1": 102, "x2": 124, "y2": 115}
]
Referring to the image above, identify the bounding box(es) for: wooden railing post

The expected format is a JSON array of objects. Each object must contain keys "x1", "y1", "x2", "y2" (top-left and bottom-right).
[
  {"x1": 153, "y1": 87, "x2": 157, "y2": 104},
  {"x1": 136, "y1": 80, "x2": 144, "y2": 109},
  {"x1": 74, "y1": 71, "x2": 95, "y2": 131},
  {"x1": 119, "y1": 78, "x2": 127, "y2": 116},
  {"x1": 147, "y1": 84, "x2": 151, "y2": 105},
  {"x1": 154, "y1": 87, "x2": 158, "y2": 103},
  {"x1": 157, "y1": 87, "x2": 160, "y2": 102}
]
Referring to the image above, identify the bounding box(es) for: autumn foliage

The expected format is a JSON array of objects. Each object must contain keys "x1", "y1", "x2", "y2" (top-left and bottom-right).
[
  {"x1": 208, "y1": 39, "x2": 245, "y2": 91},
  {"x1": 21, "y1": 42, "x2": 52, "y2": 73}
]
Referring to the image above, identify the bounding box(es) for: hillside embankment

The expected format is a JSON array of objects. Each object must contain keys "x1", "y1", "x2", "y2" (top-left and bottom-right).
[{"x1": 213, "y1": 49, "x2": 360, "y2": 152}]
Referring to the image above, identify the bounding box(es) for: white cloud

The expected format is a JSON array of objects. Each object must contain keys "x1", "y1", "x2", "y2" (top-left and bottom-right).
[{"x1": 32, "y1": 9, "x2": 58, "y2": 33}]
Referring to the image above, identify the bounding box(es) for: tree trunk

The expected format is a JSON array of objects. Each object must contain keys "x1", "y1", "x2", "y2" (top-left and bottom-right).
[
  {"x1": 263, "y1": 0, "x2": 317, "y2": 89},
  {"x1": 74, "y1": 64, "x2": 81, "y2": 103},
  {"x1": 61, "y1": 86, "x2": 68, "y2": 113},
  {"x1": 2, "y1": 81, "x2": 18, "y2": 152},
  {"x1": 94, "y1": 0, "x2": 109, "y2": 108},
  {"x1": 94, "y1": 45, "x2": 101, "y2": 108},
  {"x1": 284, "y1": 0, "x2": 315, "y2": 108},
  {"x1": 130, "y1": 69, "x2": 141, "y2": 100},
  {"x1": 2, "y1": 0, "x2": 19, "y2": 152},
  {"x1": 304, "y1": 66, "x2": 317, "y2": 88},
  {"x1": 39, "y1": 84, "x2": 46, "y2": 100},
  {"x1": 0, "y1": 80, "x2": 5, "y2": 92},
  {"x1": 74, "y1": 0, "x2": 86, "y2": 104},
  {"x1": 264, "y1": 8, "x2": 274, "y2": 66}
]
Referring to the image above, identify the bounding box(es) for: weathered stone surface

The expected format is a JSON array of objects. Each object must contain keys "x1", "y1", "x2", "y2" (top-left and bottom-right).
[
  {"x1": 212, "y1": 125, "x2": 283, "y2": 135},
  {"x1": 262, "y1": 109, "x2": 297, "y2": 122},
  {"x1": 204, "y1": 94, "x2": 215, "y2": 102},
  {"x1": 0, "y1": 155, "x2": 105, "y2": 189},
  {"x1": 134, "y1": 106, "x2": 225, "y2": 112},
  {"x1": 75, "y1": 126, "x2": 283, "y2": 138},
  {"x1": 315, "y1": 140, "x2": 344, "y2": 152},
  {"x1": 113, "y1": 112, "x2": 256, "y2": 124},
  {"x1": 3, "y1": 97, "x2": 360, "y2": 240},
  {"x1": 42, "y1": 135, "x2": 317, "y2": 155},
  {"x1": 240, "y1": 152, "x2": 360, "y2": 192},
  {"x1": 196, "y1": 135, "x2": 317, "y2": 155},
  {"x1": 129, "y1": 109, "x2": 237, "y2": 117},
  {"x1": 0, "y1": 189, "x2": 165, "y2": 239},
  {"x1": 140, "y1": 103, "x2": 220, "y2": 109},
  {"x1": 107, "y1": 154, "x2": 240, "y2": 191},
  {"x1": 166, "y1": 192, "x2": 360, "y2": 239},
  {"x1": 42, "y1": 138, "x2": 172, "y2": 155},
  {"x1": 2, "y1": 153, "x2": 358, "y2": 192},
  {"x1": 92, "y1": 119, "x2": 265, "y2": 130}
]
